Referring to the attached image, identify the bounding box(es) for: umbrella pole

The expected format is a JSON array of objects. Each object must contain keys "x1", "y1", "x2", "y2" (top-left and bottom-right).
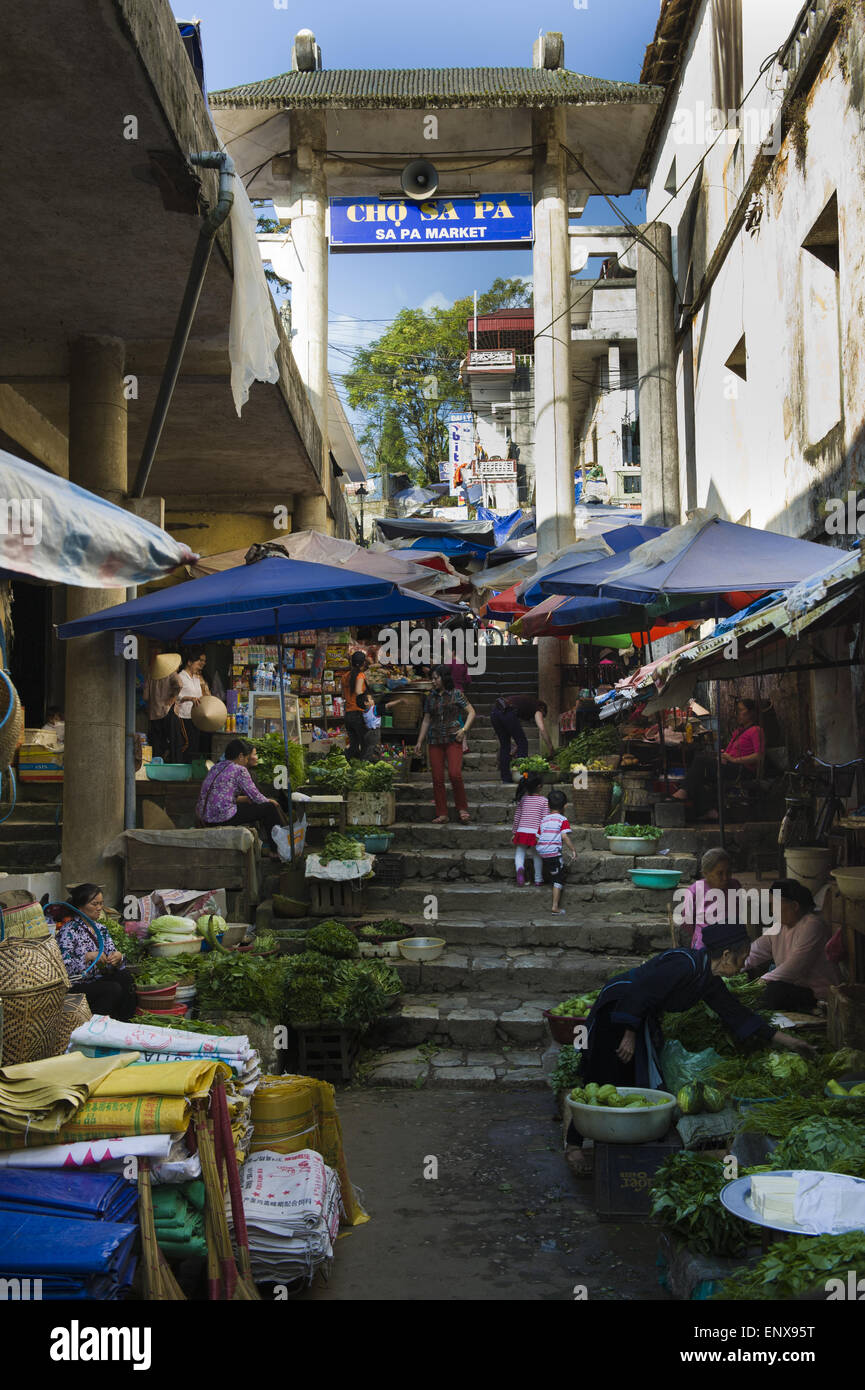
[
  {"x1": 273, "y1": 608, "x2": 295, "y2": 864},
  {"x1": 714, "y1": 596, "x2": 726, "y2": 850},
  {"x1": 124, "y1": 608, "x2": 137, "y2": 832}
]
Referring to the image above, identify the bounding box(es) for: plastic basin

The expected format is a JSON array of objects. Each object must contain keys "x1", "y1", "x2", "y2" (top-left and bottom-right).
[
  {"x1": 566, "y1": 1087, "x2": 676, "y2": 1143},
  {"x1": 149, "y1": 937, "x2": 203, "y2": 957},
  {"x1": 830, "y1": 867, "x2": 865, "y2": 901},
  {"x1": 144, "y1": 763, "x2": 191, "y2": 781},
  {"x1": 362, "y1": 833, "x2": 393, "y2": 853},
  {"x1": 629, "y1": 868, "x2": 683, "y2": 889},
  {"x1": 606, "y1": 836, "x2": 657, "y2": 856},
  {"x1": 397, "y1": 936, "x2": 446, "y2": 962},
  {"x1": 543, "y1": 1010, "x2": 589, "y2": 1045}
]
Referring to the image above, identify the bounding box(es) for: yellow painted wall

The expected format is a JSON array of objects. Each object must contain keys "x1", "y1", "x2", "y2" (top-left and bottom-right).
[{"x1": 143, "y1": 511, "x2": 293, "y2": 592}]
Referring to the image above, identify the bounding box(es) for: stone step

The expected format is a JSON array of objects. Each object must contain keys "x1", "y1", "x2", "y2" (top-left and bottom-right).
[
  {"x1": 380, "y1": 843, "x2": 698, "y2": 885},
  {"x1": 363, "y1": 1041, "x2": 550, "y2": 1089},
  {"x1": 364, "y1": 876, "x2": 677, "y2": 918},
  {"x1": 0, "y1": 840, "x2": 62, "y2": 870},
  {"x1": 389, "y1": 944, "x2": 652, "y2": 995},
  {"x1": 0, "y1": 819, "x2": 62, "y2": 842},
  {"x1": 268, "y1": 906, "x2": 669, "y2": 948}
]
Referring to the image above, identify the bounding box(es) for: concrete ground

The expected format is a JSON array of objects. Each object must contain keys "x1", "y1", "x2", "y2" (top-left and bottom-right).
[{"x1": 300, "y1": 1086, "x2": 668, "y2": 1302}]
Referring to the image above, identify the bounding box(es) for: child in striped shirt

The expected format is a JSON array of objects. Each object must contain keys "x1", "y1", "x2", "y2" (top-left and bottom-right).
[
  {"x1": 512, "y1": 772, "x2": 549, "y2": 886},
  {"x1": 536, "y1": 790, "x2": 576, "y2": 914}
]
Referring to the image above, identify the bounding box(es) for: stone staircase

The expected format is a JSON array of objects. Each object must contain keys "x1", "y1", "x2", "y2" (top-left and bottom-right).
[
  {"x1": 262, "y1": 645, "x2": 781, "y2": 1089},
  {"x1": 0, "y1": 785, "x2": 62, "y2": 878}
]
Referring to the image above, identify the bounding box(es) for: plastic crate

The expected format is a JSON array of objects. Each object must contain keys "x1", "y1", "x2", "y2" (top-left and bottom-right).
[
  {"x1": 370, "y1": 853, "x2": 405, "y2": 888},
  {"x1": 593, "y1": 1133, "x2": 683, "y2": 1221},
  {"x1": 295, "y1": 1024, "x2": 359, "y2": 1082}
]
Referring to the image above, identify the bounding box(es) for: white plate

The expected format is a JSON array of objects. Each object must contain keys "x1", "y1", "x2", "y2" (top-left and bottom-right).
[{"x1": 720, "y1": 1170, "x2": 865, "y2": 1235}]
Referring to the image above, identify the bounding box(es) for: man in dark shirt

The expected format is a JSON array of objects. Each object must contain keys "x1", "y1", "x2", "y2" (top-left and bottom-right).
[{"x1": 490, "y1": 693, "x2": 554, "y2": 782}]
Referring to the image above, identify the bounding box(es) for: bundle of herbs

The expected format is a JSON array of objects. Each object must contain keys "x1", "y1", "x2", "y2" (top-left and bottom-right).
[
  {"x1": 770, "y1": 1117, "x2": 865, "y2": 1177},
  {"x1": 195, "y1": 952, "x2": 291, "y2": 1021},
  {"x1": 711, "y1": 1232, "x2": 865, "y2": 1301},
  {"x1": 134, "y1": 954, "x2": 204, "y2": 988},
  {"x1": 307, "y1": 749, "x2": 352, "y2": 793},
  {"x1": 319, "y1": 832, "x2": 365, "y2": 865},
  {"x1": 709, "y1": 1047, "x2": 824, "y2": 1100},
  {"x1": 553, "y1": 726, "x2": 619, "y2": 769},
  {"x1": 549, "y1": 1044, "x2": 585, "y2": 1096},
  {"x1": 650, "y1": 1152, "x2": 763, "y2": 1257},
  {"x1": 662, "y1": 977, "x2": 774, "y2": 1056},
  {"x1": 251, "y1": 732, "x2": 305, "y2": 790},
  {"x1": 282, "y1": 950, "x2": 400, "y2": 1030}
]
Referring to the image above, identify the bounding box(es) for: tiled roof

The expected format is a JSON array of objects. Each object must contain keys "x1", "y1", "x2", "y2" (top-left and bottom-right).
[{"x1": 209, "y1": 67, "x2": 664, "y2": 111}]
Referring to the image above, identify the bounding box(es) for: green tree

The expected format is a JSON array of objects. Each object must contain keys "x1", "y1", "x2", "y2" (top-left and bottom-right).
[
  {"x1": 344, "y1": 276, "x2": 531, "y2": 484},
  {"x1": 358, "y1": 406, "x2": 409, "y2": 490}
]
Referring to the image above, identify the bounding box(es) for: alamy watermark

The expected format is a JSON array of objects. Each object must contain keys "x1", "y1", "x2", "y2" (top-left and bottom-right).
[
  {"x1": 672, "y1": 884, "x2": 781, "y2": 931},
  {"x1": 377, "y1": 621, "x2": 486, "y2": 676},
  {"x1": 0, "y1": 498, "x2": 42, "y2": 545},
  {"x1": 671, "y1": 102, "x2": 782, "y2": 155}
]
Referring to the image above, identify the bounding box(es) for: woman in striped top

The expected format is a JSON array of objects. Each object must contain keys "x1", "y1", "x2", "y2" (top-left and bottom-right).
[{"x1": 512, "y1": 772, "x2": 549, "y2": 886}]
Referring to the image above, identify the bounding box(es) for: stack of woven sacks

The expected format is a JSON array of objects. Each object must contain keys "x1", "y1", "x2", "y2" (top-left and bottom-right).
[
  {"x1": 151, "y1": 1181, "x2": 207, "y2": 1261},
  {"x1": 229, "y1": 1148, "x2": 342, "y2": 1287},
  {"x1": 0, "y1": 1168, "x2": 139, "y2": 1299}
]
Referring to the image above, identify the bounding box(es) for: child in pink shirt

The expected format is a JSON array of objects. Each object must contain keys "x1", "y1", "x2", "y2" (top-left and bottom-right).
[{"x1": 512, "y1": 772, "x2": 549, "y2": 886}]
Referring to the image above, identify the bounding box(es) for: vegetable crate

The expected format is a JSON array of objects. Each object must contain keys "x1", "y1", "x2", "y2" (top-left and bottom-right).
[
  {"x1": 294, "y1": 1023, "x2": 359, "y2": 1083},
  {"x1": 593, "y1": 1133, "x2": 683, "y2": 1221},
  {"x1": 309, "y1": 879, "x2": 364, "y2": 917}
]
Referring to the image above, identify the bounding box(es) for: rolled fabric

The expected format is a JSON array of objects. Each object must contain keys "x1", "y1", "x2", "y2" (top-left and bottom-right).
[
  {"x1": 0, "y1": 1051, "x2": 140, "y2": 1136},
  {"x1": 0, "y1": 1133, "x2": 178, "y2": 1167}
]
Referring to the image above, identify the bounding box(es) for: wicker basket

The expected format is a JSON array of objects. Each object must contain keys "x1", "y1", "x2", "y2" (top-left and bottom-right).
[
  {"x1": 52, "y1": 991, "x2": 92, "y2": 1054},
  {"x1": 0, "y1": 934, "x2": 70, "y2": 1065},
  {"x1": 571, "y1": 771, "x2": 614, "y2": 826},
  {"x1": 0, "y1": 671, "x2": 24, "y2": 774},
  {"x1": 0, "y1": 891, "x2": 51, "y2": 940}
]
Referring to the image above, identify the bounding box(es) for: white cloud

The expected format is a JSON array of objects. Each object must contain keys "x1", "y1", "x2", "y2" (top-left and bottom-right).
[{"x1": 418, "y1": 290, "x2": 451, "y2": 313}]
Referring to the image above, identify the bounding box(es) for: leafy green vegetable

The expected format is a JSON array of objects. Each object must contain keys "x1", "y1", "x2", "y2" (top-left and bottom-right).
[
  {"x1": 319, "y1": 832, "x2": 365, "y2": 865},
  {"x1": 604, "y1": 823, "x2": 663, "y2": 840},
  {"x1": 663, "y1": 977, "x2": 775, "y2": 1056},
  {"x1": 307, "y1": 750, "x2": 352, "y2": 792},
  {"x1": 708, "y1": 1049, "x2": 825, "y2": 1099},
  {"x1": 251, "y1": 931, "x2": 279, "y2": 953},
  {"x1": 513, "y1": 755, "x2": 550, "y2": 774},
  {"x1": 305, "y1": 920, "x2": 359, "y2": 959},
  {"x1": 195, "y1": 953, "x2": 291, "y2": 1019},
  {"x1": 348, "y1": 761, "x2": 396, "y2": 792},
  {"x1": 134, "y1": 954, "x2": 204, "y2": 987},
  {"x1": 650, "y1": 1153, "x2": 762, "y2": 1257},
  {"x1": 549, "y1": 1045, "x2": 585, "y2": 1095},
  {"x1": 134, "y1": 1012, "x2": 239, "y2": 1036},
  {"x1": 736, "y1": 1095, "x2": 865, "y2": 1137},
  {"x1": 282, "y1": 949, "x2": 400, "y2": 1029},
  {"x1": 712, "y1": 1233, "x2": 865, "y2": 1300},
  {"x1": 554, "y1": 727, "x2": 619, "y2": 768},
  {"x1": 771, "y1": 1117, "x2": 865, "y2": 1177},
  {"x1": 117, "y1": 921, "x2": 149, "y2": 965},
  {"x1": 251, "y1": 732, "x2": 305, "y2": 789}
]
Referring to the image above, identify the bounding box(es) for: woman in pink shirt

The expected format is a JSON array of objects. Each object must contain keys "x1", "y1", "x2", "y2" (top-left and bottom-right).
[
  {"x1": 681, "y1": 847, "x2": 743, "y2": 950},
  {"x1": 674, "y1": 697, "x2": 765, "y2": 821},
  {"x1": 512, "y1": 772, "x2": 549, "y2": 887},
  {"x1": 744, "y1": 878, "x2": 841, "y2": 1011}
]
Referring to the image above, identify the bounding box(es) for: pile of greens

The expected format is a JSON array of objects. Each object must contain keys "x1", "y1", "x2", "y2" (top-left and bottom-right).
[
  {"x1": 251, "y1": 732, "x2": 305, "y2": 789},
  {"x1": 650, "y1": 1153, "x2": 761, "y2": 1257},
  {"x1": 283, "y1": 950, "x2": 400, "y2": 1030},
  {"x1": 307, "y1": 750, "x2": 352, "y2": 792},
  {"x1": 737, "y1": 1095, "x2": 865, "y2": 1137},
  {"x1": 662, "y1": 977, "x2": 775, "y2": 1056},
  {"x1": 117, "y1": 921, "x2": 149, "y2": 965},
  {"x1": 134, "y1": 1012, "x2": 239, "y2": 1037},
  {"x1": 358, "y1": 919, "x2": 405, "y2": 941},
  {"x1": 305, "y1": 920, "x2": 359, "y2": 958},
  {"x1": 134, "y1": 954, "x2": 204, "y2": 988},
  {"x1": 604, "y1": 823, "x2": 663, "y2": 840},
  {"x1": 513, "y1": 755, "x2": 550, "y2": 775},
  {"x1": 349, "y1": 761, "x2": 396, "y2": 792},
  {"x1": 554, "y1": 727, "x2": 619, "y2": 769},
  {"x1": 549, "y1": 1044, "x2": 585, "y2": 1096},
  {"x1": 712, "y1": 1233, "x2": 865, "y2": 1301},
  {"x1": 319, "y1": 832, "x2": 366, "y2": 865},
  {"x1": 708, "y1": 1048, "x2": 823, "y2": 1099},
  {"x1": 771, "y1": 1117, "x2": 865, "y2": 1177},
  {"x1": 195, "y1": 952, "x2": 291, "y2": 1020}
]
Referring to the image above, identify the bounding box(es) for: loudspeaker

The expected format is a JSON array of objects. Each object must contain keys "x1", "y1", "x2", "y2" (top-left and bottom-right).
[{"x1": 400, "y1": 160, "x2": 438, "y2": 201}]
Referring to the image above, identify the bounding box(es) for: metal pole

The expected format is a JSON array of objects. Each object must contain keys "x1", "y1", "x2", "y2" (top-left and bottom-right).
[
  {"x1": 273, "y1": 608, "x2": 295, "y2": 863},
  {"x1": 715, "y1": 596, "x2": 726, "y2": 849},
  {"x1": 124, "y1": 608, "x2": 136, "y2": 831},
  {"x1": 473, "y1": 291, "x2": 478, "y2": 349}
]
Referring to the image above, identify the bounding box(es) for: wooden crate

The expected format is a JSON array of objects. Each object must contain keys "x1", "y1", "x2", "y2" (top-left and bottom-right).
[
  {"x1": 593, "y1": 1132, "x2": 683, "y2": 1221},
  {"x1": 309, "y1": 879, "x2": 364, "y2": 917},
  {"x1": 295, "y1": 1024, "x2": 359, "y2": 1082}
]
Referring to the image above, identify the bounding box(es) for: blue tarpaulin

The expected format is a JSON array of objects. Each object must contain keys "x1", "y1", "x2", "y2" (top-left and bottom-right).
[
  {"x1": 522, "y1": 525, "x2": 663, "y2": 605},
  {"x1": 477, "y1": 507, "x2": 523, "y2": 546}
]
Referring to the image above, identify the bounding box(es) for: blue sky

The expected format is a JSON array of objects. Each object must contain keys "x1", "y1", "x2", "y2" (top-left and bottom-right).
[{"x1": 173, "y1": 0, "x2": 660, "y2": 415}]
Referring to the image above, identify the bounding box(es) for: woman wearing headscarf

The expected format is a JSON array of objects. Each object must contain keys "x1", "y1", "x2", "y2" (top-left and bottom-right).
[
  {"x1": 744, "y1": 878, "x2": 842, "y2": 1012},
  {"x1": 52, "y1": 883, "x2": 137, "y2": 1022},
  {"x1": 565, "y1": 922, "x2": 815, "y2": 1175}
]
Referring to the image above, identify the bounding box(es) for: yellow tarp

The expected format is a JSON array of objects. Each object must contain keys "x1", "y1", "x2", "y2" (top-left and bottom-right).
[
  {"x1": 92, "y1": 1058, "x2": 231, "y2": 1099},
  {"x1": 251, "y1": 1073, "x2": 369, "y2": 1226},
  {"x1": 0, "y1": 1050, "x2": 140, "y2": 1136}
]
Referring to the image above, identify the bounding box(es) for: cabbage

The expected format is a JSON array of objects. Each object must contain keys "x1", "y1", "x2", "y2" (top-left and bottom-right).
[
  {"x1": 149, "y1": 915, "x2": 197, "y2": 937},
  {"x1": 764, "y1": 1051, "x2": 811, "y2": 1081},
  {"x1": 196, "y1": 913, "x2": 226, "y2": 937}
]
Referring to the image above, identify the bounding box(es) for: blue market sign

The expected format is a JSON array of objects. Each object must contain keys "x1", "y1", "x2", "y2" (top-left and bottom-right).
[{"x1": 329, "y1": 194, "x2": 533, "y2": 252}]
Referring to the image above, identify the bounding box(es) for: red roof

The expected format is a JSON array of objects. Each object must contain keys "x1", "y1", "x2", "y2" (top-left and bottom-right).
[{"x1": 465, "y1": 309, "x2": 534, "y2": 353}]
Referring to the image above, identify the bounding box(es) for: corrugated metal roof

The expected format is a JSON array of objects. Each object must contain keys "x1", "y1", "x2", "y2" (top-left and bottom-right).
[{"x1": 210, "y1": 67, "x2": 664, "y2": 111}]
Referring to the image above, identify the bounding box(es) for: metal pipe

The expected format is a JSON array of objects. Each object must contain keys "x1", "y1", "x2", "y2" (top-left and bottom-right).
[
  {"x1": 273, "y1": 608, "x2": 295, "y2": 863},
  {"x1": 132, "y1": 152, "x2": 235, "y2": 498},
  {"x1": 124, "y1": 608, "x2": 137, "y2": 831}
]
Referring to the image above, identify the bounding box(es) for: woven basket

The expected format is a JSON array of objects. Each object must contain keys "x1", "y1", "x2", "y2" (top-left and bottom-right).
[
  {"x1": 0, "y1": 891, "x2": 50, "y2": 940},
  {"x1": 52, "y1": 991, "x2": 92, "y2": 1054},
  {"x1": 0, "y1": 671, "x2": 24, "y2": 773},
  {"x1": 0, "y1": 934, "x2": 70, "y2": 1065},
  {"x1": 571, "y1": 771, "x2": 614, "y2": 826}
]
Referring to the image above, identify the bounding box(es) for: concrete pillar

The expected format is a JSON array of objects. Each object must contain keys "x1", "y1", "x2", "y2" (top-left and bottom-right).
[
  {"x1": 293, "y1": 491, "x2": 329, "y2": 534},
  {"x1": 636, "y1": 221, "x2": 680, "y2": 526},
  {"x1": 532, "y1": 107, "x2": 574, "y2": 727},
  {"x1": 285, "y1": 112, "x2": 329, "y2": 459},
  {"x1": 62, "y1": 337, "x2": 127, "y2": 899}
]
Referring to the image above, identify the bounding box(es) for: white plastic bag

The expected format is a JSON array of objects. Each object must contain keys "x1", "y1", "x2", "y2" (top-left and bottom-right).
[{"x1": 272, "y1": 814, "x2": 307, "y2": 861}]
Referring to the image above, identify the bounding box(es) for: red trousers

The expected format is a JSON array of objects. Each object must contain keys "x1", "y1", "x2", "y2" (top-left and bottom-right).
[{"x1": 428, "y1": 741, "x2": 468, "y2": 818}]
